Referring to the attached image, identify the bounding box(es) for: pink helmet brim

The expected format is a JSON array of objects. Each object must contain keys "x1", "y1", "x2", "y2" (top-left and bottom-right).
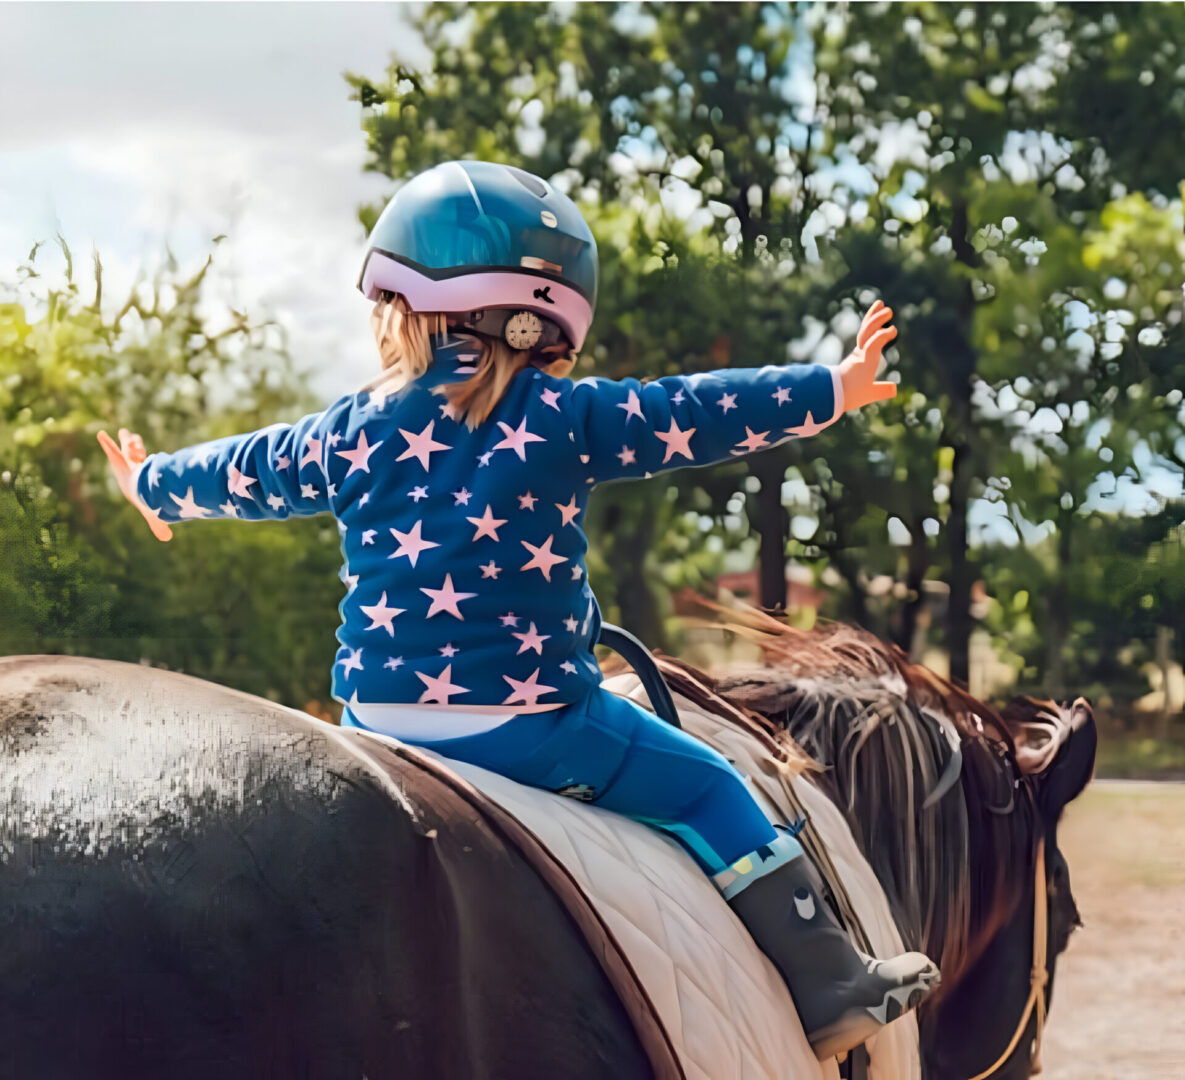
[{"x1": 360, "y1": 251, "x2": 594, "y2": 351}]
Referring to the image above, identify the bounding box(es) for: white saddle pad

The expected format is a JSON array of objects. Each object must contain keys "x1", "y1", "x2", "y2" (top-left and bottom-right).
[{"x1": 359, "y1": 678, "x2": 921, "y2": 1080}]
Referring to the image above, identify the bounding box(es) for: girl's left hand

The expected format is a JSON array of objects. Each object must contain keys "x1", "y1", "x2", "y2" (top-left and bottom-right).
[
  {"x1": 96, "y1": 428, "x2": 173, "y2": 542},
  {"x1": 838, "y1": 300, "x2": 899, "y2": 412}
]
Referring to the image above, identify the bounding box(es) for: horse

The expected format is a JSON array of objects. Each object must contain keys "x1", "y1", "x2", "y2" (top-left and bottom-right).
[
  {"x1": 651, "y1": 607, "x2": 1096, "y2": 1079},
  {"x1": 0, "y1": 624, "x2": 1094, "y2": 1080}
]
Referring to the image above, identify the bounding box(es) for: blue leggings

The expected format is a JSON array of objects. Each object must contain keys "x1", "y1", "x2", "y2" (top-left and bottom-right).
[{"x1": 344, "y1": 688, "x2": 778, "y2": 875}]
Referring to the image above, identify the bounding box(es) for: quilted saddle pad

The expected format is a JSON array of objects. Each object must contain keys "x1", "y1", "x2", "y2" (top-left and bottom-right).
[{"x1": 353, "y1": 676, "x2": 921, "y2": 1080}]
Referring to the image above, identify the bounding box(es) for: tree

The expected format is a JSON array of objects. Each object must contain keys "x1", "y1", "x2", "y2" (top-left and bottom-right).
[{"x1": 0, "y1": 241, "x2": 345, "y2": 708}]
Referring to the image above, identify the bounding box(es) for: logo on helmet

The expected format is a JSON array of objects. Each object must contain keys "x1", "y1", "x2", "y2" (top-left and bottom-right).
[{"x1": 533, "y1": 286, "x2": 555, "y2": 305}]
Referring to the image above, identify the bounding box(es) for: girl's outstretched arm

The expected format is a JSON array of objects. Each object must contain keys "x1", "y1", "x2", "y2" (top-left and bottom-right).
[
  {"x1": 565, "y1": 302, "x2": 897, "y2": 485},
  {"x1": 99, "y1": 395, "x2": 357, "y2": 536}
]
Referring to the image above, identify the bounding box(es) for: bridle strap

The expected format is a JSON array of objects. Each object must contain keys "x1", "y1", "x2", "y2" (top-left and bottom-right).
[{"x1": 964, "y1": 837, "x2": 1048, "y2": 1080}]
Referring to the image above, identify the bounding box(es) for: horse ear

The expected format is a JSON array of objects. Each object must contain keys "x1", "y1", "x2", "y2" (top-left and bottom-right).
[
  {"x1": 1001, "y1": 697, "x2": 1098, "y2": 815},
  {"x1": 1037, "y1": 698, "x2": 1097, "y2": 816}
]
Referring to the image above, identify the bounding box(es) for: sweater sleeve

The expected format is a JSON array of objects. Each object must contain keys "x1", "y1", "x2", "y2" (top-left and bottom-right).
[
  {"x1": 133, "y1": 395, "x2": 357, "y2": 524},
  {"x1": 564, "y1": 363, "x2": 845, "y2": 485}
]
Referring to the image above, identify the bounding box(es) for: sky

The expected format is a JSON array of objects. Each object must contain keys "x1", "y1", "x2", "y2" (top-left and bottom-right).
[{"x1": 0, "y1": 2, "x2": 427, "y2": 396}]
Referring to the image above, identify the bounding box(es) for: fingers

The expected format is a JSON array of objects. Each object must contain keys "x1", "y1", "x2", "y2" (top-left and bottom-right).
[
  {"x1": 139, "y1": 504, "x2": 174, "y2": 543},
  {"x1": 869, "y1": 381, "x2": 898, "y2": 403},
  {"x1": 97, "y1": 430, "x2": 127, "y2": 471},
  {"x1": 119, "y1": 428, "x2": 147, "y2": 463},
  {"x1": 857, "y1": 301, "x2": 893, "y2": 347},
  {"x1": 861, "y1": 324, "x2": 898, "y2": 359}
]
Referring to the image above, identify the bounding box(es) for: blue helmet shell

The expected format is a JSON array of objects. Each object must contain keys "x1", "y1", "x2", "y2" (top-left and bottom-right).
[{"x1": 359, "y1": 161, "x2": 598, "y2": 349}]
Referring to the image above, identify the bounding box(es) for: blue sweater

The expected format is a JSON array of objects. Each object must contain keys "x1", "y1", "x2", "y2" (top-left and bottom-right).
[{"x1": 135, "y1": 334, "x2": 844, "y2": 710}]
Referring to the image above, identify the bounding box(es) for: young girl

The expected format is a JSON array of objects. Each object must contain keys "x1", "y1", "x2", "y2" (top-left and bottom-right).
[{"x1": 99, "y1": 160, "x2": 938, "y2": 1060}]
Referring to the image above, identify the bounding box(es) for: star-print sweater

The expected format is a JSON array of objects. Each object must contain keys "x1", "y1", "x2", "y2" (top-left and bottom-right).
[{"x1": 134, "y1": 334, "x2": 845, "y2": 711}]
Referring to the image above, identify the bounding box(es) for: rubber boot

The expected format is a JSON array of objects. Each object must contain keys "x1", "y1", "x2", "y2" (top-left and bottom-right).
[{"x1": 721, "y1": 839, "x2": 940, "y2": 1060}]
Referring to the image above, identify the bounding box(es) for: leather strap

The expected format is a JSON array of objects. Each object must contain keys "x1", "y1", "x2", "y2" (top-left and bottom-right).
[{"x1": 964, "y1": 838, "x2": 1047, "y2": 1080}]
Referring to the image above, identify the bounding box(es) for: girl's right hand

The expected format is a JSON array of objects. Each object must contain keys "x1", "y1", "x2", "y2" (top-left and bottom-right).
[
  {"x1": 97, "y1": 428, "x2": 173, "y2": 542},
  {"x1": 838, "y1": 301, "x2": 899, "y2": 412}
]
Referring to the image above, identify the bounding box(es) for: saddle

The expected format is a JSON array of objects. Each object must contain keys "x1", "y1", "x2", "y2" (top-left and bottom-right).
[{"x1": 349, "y1": 626, "x2": 922, "y2": 1080}]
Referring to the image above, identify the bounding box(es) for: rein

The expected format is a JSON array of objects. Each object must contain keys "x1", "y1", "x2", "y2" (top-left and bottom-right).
[{"x1": 964, "y1": 837, "x2": 1048, "y2": 1080}]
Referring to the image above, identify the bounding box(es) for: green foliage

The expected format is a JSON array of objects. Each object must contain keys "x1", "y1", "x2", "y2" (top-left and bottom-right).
[{"x1": 0, "y1": 243, "x2": 344, "y2": 709}]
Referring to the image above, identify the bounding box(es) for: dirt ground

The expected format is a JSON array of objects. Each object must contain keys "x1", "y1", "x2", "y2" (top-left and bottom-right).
[{"x1": 1040, "y1": 782, "x2": 1185, "y2": 1079}]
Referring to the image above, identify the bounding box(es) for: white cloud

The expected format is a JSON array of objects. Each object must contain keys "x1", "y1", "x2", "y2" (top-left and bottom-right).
[{"x1": 0, "y1": 2, "x2": 429, "y2": 398}]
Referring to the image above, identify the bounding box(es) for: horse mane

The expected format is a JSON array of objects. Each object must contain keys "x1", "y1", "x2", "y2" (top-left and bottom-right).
[{"x1": 650, "y1": 605, "x2": 1040, "y2": 994}]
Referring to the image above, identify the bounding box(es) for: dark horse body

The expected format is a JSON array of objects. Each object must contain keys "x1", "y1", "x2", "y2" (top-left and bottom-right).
[
  {"x1": 0, "y1": 656, "x2": 657, "y2": 1080},
  {"x1": 0, "y1": 638, "x2": 1094, "y2": 1080}
]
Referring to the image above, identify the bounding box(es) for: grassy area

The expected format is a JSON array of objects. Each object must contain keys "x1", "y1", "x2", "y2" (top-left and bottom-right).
[{"x1": 1095, "y1": 735, "x2": 1185, "y2": 780}]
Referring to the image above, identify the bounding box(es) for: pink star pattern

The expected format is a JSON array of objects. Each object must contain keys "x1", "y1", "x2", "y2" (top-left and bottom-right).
[
  {"x1": 785, "y1": 411, "x2": 828, "y2": 438},
  {"x1": 266, "y1": 493, "x2": 286, "y2": 511},
  {"x1": 480, "y1": 561, "x2": 501, "y2": 579},
  {"x1": 389, "y1": 520, "x2": 439, "y2": 567},
  {"x1": 467, "y1": 504, "x2": 507, "y2": 541},
  {"x1": 335, "y1": 429, "x2": 383, "y2": 476},
  {"x1": 500, "y1": 613, "x2": 520, "y2": 627},
  {"x1": 520, "y1": 535, "x2": 567, "y2": 581},
  {"x1": 409, "y1": 486, "x2": 429, "y2": 502},
  {"x1": 360, "y1": 592, "x2": 405, "y2": 636},
  {"x1": 421, "y1": 573, "x2": 477, "y2": 620},
  {"x1": 733, "y1": 426, "x2": 771, "y2": 454},
  {"x1": 417, "y1": 664, "x2": 469, "y2": 704},
  {"x1": 512, "y1": 621, "x2": 550, "y2": 656},
  {"x1": 226, "y1": 466, "x2": 257, "y2": 498},
  {"x1": 617, "y1": 445, "x2": 636, "y2": 466},
  {"x1": 170, "y1": 487, "x2": 209, "y2": 519},
  {"x1": 718, "y1": 393, "x2": 737, "y2": 413},
  {"x1": 654, "y1": 419, "x2": 696, "y2": 464},
  {"x1": 453, "y1": 487, "x2": 472, "y2": 506},
  {"x1": 773, "y1": 386, "x2": 792, "y2": 405},
  {"x1": 555, "y1": 496, "x2": 580, "y2": 527},
  {"x1": 540, "y1": 387, "x2": 562, "y2": 410},
  {"x1": 503, "y1": 668, "x2": 557, "y2": 706},
  {"x1": 397, "y1": 420, "x2": 451, "y2": 471},
  {"x1": 617, "y1": 389, "x2": 645, "y2": 422},
  {"x1": 493, "y1": 417, "x2": 546, "y2": 461},
  {"x1": 339, "y1": 648, "x2": 364, "y2": 677},
  {"x1": 300, "y1": 437, "x2": 323, "y2": 470},
  {"x1": 518, "y1": 492, "x2": 538, "y2": 511}
]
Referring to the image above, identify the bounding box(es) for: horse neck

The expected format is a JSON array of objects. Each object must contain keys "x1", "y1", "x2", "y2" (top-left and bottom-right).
[{"x1": 791, "y1": 692, "x2": 1037, "y2": 990}]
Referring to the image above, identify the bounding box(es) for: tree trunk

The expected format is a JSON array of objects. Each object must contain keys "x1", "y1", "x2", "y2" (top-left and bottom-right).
[
  {"x1": 947, "y1": 440, "x2": 973, "y2": 685},
  {"x1": 603, "y1": 495, "x2": 666, "y2": 650},
  {"x1": 946, "y1": 197, "x2": 979, "y2": 686},
  {"x1": 897, "y1": 521, "x2": 929, "y2": 657},
  {"x1": 1045, "y1": 513, "x2": 1072, "y2": 700},
  {"x1": 1156, "y1": 624, "x2": 1174, "y2": 740},
  {"x1": 753, "y1": 452, "x2": 787, "y2": 611}
]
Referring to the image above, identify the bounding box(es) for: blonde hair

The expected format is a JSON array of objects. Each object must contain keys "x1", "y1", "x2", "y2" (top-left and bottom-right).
[{"x1": 365, "y1": 293, "x2": 575, "y2": 429}]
